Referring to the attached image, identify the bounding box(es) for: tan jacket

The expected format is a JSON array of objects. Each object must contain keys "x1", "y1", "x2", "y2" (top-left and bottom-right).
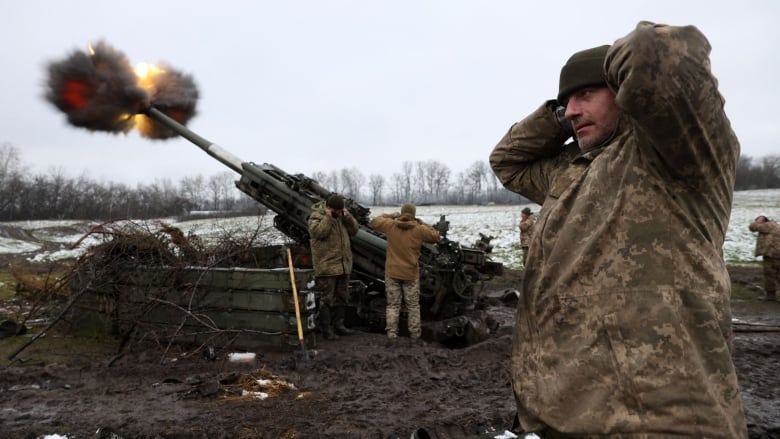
[
  {"x1": 370, "y1": 213, "x2": 440, "y2": 280},
  {"x1": 489, "y1": 22, "x2": 745, "y2": 437},
  {"x1": 749, "y1": 219, "x2": 780, "y2": 258},
  {"x1": 307, "y1": 201, "x2": 359, "y2": 277}
]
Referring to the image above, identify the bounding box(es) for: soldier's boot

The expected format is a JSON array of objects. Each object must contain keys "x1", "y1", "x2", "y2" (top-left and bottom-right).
[
  {"x1": 318, "y1": 305, "x2": 339, "y2": 340},
  {"x1": 763, "y1": 290, "x2": 777, "y2": 301},
  {"x1": 333, "y1": 306, "x2": 355, "y2": 336}
]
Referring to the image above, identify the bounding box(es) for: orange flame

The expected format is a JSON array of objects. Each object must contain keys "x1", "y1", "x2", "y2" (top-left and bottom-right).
[
  {"x1": 134, "y1": 62, "x2": 165, "y2": 90},
  {"x1": 62, "y1": 80, "x2": 90, "y2": 110},
  {"x1": 128, "y1": 62, "x2": 163, "y2": 132}
]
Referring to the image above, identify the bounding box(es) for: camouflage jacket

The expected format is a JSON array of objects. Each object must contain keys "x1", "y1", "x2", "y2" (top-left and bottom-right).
[
  {"x1": 370, "y1": 213, "x2": 440, "y2": 280},
  {"x1": 749, "y1": 219, "x2": 780, "y2": 258},
  {"x1": 307, "y1": 201, "x2": 359, "y2": 277},
  {"x1": 489, "y1": 22, "x2": 746, "y2": 437},
  {"x1": 519, "y1": 214, "x2": 536, "y2": 248}
]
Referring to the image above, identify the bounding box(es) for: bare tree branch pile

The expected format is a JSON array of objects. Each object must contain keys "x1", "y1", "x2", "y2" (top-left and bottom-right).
[{"x1": 14, "y1": 217, "x2": 314, "y2": 361}]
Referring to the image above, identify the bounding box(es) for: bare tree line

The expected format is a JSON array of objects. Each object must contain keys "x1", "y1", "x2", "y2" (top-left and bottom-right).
[
  {"x1": 735, "y1": 155, "x2": 780, "y2": 190},
  {"x1": 0, "y1": 143, "x2": 257, "y2": 221},
  {"x1": 311, "y1": 159, "x2": 520, "y2": 206},
  {"x1": 1, "y1": 142, "x2": 778, "y2": 221}
]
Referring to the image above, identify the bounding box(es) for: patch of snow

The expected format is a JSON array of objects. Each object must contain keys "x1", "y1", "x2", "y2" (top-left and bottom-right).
[
  {"x1": 0, "y1": 236, "x2": 41, "y2": 254},
  {"x1": 241, "y1": 390, "x2": 269, "y2": 400},
  {"x1": 27, "y1": 248, "x2": 86, "y2": 263}
]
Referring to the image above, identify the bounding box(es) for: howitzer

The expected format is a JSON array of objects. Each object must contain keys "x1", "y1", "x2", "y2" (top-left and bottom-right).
[{"x1": 144, "y1": 106, "x2": 503, "y2": 342}]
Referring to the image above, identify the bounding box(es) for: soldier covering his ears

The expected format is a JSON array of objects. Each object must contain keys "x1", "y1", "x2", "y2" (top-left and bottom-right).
[
  {"x1": 490, "y1": 22, "x2": 747, "y2": 437},
  {"x1": 308, "y1": 194, "x2": 359, "y2": 340}
]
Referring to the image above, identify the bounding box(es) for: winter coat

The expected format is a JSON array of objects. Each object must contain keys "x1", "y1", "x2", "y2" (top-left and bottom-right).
[
  {"x1": 307, "y1": 201, "x2": 359, "y2": 277},
  {"x1": 370, "y1": 213, "x2": 440, "y2": 280},
  {"x1": 749, "y1": 219, "x2": 780, "y2": 258},
  {"x1": 519, "y1": 214, "x2": 535, "y2": 248},
  {"x1": 489, "y1": 22, "x2": 746, "y2": 437}
]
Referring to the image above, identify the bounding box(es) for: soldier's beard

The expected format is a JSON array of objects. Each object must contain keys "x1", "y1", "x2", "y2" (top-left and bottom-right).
[{"x1": 576, "y1": 114, "x2": 621, "y2": 151}]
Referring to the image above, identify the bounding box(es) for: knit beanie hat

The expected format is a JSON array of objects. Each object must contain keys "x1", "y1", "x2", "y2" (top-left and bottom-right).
[
  {"x1": 326, "y1": 194, "x2": 345, "y2": 210},
  {"x1": 557, "y1": 45, "x2": 610, "y2": 103},
  {"x1": 401, "y1": 203, "x2": 416, "y2": 218}
]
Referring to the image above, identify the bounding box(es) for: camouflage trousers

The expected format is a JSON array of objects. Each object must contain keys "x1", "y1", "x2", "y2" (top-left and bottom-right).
[
  {"x1": 764, "y1": 256, "x2": 780, "y2": 292},
  {"x1": 385, "y1": 276, "x2": 421, "y2": 338},
  {"x1": 315, "y1": 274, "x2": 350, "y2": 308}
]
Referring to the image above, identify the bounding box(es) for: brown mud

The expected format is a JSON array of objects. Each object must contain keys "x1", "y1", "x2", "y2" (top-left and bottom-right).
[{"x1": 0, "y1": 265, "x2": 778, "y2": 439}]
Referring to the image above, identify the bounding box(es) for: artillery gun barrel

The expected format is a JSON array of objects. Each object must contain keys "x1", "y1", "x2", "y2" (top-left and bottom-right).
[
  {"x1": 145, "y1": 106, "x2": 244, "y2": 175},
  {"x1": 143, "y1": 105, "x2": 388, "y2": 275}
]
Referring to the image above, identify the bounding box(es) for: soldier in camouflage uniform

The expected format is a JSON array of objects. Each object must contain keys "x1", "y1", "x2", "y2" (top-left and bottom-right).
[
  {"x1": 749, "y1": 215, "x2": 780, "y2": 301},
  {"x1": 371, "y1": 203, "x2": 440, "y2": 347},
  {"x1": 519, "y1": 207, "x2": 536, "y2": 268},
  {"x1": 308, "y1": 194, "x2": 360, "y2": 340},
  {"x1": 489, "y1": 22, "x2": 747, "y2": 437}
]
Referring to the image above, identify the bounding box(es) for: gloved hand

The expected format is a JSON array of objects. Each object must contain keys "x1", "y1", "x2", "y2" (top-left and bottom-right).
[{"x1": 545, "y1": 99, "x2": 574, "y2": 137}]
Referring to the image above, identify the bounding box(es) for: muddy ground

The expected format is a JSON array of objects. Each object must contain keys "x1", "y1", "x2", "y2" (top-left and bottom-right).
[{"x1": 1, "y1": 264, "x2": 778, "y2": 439}]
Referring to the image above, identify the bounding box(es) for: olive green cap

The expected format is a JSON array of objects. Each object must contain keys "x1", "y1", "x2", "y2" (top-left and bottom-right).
[
  {"x1": 401, "y1": 203, "x2": 416, "y2": 218},
  {"x1": 558, "y1": 45, "x2": 610, "y2": 103},
  {"x1": 326, "y1": 194, "x2": 345, "y2": 210}
]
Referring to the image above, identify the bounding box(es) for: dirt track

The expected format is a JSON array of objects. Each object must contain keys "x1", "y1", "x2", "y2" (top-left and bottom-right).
[{"x1": 1, "y1": 267, "x2": 779, "y2": 439}]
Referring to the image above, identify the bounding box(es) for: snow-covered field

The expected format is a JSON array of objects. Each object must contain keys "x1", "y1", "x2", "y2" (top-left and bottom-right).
[
  {"x1": 2, "y1": 189, "x2": 778, "y2": 271},
  {"x1": 403, "y1": 188, "x2": 778, "y2": 269}
]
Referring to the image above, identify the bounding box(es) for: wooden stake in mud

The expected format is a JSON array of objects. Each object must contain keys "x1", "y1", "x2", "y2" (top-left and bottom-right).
[{"x1": 286, "y1": 247, "x2": 311, "y2": 362}]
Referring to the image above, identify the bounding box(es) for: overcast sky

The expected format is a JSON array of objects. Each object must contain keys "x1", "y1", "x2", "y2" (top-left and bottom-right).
[{"x1": 2, "y1": 1, "x2": 777, "y2": 186}]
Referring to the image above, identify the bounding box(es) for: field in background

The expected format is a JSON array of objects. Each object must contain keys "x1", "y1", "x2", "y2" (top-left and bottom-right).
[{"x1": 2, "y1": 189, "x2": 778, "y2": 272}]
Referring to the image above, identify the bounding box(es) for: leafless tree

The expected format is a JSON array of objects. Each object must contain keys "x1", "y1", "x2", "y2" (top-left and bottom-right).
[
  {"x1": 400, "y1": 161, "x2": 413, "y2": 202},
  {"x1": 0, "y1": 143, "x2": 24, "y2": 218},
  {"x1": 735, "y1": 155, "x2": 755, "y2": 189},
  {"x1": 310, "y1": 171, "x2": 329, "y2": 192},
  {"x1": 0, "y1": 143, "x2": 23, "y2": 179},
  {"x1": 760, "y1": 155, "x2": 780, "y2": 188},
  {"x1": 339, "y1": 167, "x2": 365, "y2": 201},
  {"x1": 465, "y1": 160, "x2": 487, "y2": 204},
  {"x1": 368, "y1": 174, "x2": 385, "y2": 205},
  {"x1": 389, "y1": 173, "x2": 404, "y2": 204},
  {"x1": 207, "y1": 172, "x2": 237, "y2": 211},
  {"x1": 311, "y1": 170, "x2": 341, "y2": 194},
  {"x1": 179, "y1": 174, "x2": 207, "y2": 210},
  {"x1": 422, "y1": 160, "x2": 451, "y2": 201}
]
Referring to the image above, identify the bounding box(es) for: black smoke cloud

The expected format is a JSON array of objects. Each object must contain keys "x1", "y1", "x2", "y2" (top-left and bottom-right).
[{"x1": 45, "y1": 40, "x2": 198, "y2": 139}]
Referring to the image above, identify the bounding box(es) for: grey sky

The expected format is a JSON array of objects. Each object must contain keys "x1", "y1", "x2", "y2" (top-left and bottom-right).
[{"x1": 2, "y1": 1, "x2": 777, "y2": 186}]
